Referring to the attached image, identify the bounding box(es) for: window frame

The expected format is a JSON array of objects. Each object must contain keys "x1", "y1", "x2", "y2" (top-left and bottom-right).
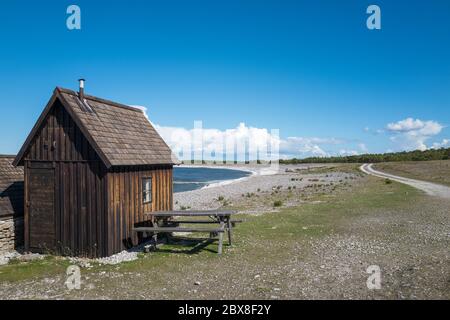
[{"x1": 142, "y1": 177, "x2": 152, "y2": 204}]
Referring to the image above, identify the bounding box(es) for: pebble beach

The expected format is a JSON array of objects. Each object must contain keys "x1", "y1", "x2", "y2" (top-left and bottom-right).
[{"x1": 174, "y1": 163, "x2": 360, "y2": 212}]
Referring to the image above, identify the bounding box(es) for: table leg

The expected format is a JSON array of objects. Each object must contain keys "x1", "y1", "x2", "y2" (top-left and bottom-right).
[
  {"x1": 152, "y1": 220, "x2": 159, "y2": 250},
  {"x1": 218, "y1": 220, "x2": 224, "y2": 255},
  {"x1": 227, "y1": 217, "x2": 232, "y2": 246}
]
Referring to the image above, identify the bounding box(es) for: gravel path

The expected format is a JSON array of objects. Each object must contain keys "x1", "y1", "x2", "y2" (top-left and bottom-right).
[{"x1": 360, "y1": 163, "x2": 450, "y2": 199}]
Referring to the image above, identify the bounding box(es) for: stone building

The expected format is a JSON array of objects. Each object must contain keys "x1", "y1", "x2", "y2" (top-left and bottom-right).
[{"x1": 0, "y1": 155, "x2": 24, "y2": 253}]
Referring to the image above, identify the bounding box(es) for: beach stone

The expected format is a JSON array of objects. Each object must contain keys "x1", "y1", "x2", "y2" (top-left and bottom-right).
[
  {"x1": 0, "y1": 251, "x2": 21, "y2": 266},
  {"x1": 95, "y1": 250, "x2": 138, "y2": 265},
  {"x1": 0, "y1": 217, "x2": 24, "y2": 256},
  {"x1": 17, "y1": 253, "x2": 44, "y2": 262}
]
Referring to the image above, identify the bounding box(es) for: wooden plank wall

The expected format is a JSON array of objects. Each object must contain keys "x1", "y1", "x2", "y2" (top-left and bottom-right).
[
  {"x1": 26, "y1": 100, "x2": 98, "y2": 162},
  {"x1": 53, "y1": 161, "x2": 108, "y2": 257},
  {"x1": 23, "y1": 101, "x2": 108, "y2": 257},
  {"x1": 106, "y1": 165, "x2": 173, "y2": 255},
  {"x1": 28, "y1": 165, "x2": 55, "y2": 251}
]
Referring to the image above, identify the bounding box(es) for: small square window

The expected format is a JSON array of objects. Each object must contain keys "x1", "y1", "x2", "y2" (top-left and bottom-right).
[{"x1": 142, "y1": 177, "x2": 152, "y2": 203}]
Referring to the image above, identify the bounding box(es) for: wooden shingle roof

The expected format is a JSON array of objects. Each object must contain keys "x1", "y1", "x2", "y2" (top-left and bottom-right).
[
  {"x1": 14, "y1": 87, "x2": 177, "y2": 168},
  {"x1": 0, "y1": 156, "x2": 24, "y2": 218}
]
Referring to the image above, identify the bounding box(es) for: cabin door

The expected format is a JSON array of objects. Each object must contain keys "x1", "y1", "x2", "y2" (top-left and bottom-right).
[{"x1": 28, "y1": 164, "x2": 56, "y2": 252}]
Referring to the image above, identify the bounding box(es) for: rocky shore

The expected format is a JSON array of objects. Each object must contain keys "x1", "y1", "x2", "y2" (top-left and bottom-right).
[{"x1": 174, "y1": 164, "x2": 360, "y2": 213}]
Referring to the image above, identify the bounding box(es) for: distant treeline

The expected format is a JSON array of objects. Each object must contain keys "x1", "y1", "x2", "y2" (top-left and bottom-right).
[{"x1": 280, "y1": 147, "x2": 450, "y2": 164}]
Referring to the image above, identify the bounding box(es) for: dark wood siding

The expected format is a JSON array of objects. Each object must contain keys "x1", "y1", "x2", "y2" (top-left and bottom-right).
[
  {"x1": 26, "y1": 100, "x2": 99, "y2": 162},
  {"x1": 53, "y1": 161, "x2": 108, "y2": 257},
  {"x1": 23, "y1": 101, "x2": 108, "y2": 257},
  {"x1": 28, "y1": 164, "x2": 55, "y2": 251},
  {"x1": 106, "y1": 165, "x2": 173, "y2": 255}
]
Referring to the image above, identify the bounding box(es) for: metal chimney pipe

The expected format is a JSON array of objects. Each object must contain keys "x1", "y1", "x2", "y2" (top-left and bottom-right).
[{"x1": 78, "y1": 79, "x2": 85, "y2": 99}]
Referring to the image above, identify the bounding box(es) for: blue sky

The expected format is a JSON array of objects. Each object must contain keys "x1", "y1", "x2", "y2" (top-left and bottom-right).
[{"x1": 0, "y1": 0, "x2": 449, "y2": 158}]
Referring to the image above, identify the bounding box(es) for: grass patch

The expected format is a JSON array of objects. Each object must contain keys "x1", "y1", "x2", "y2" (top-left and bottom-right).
[
  {"x1": 0, "y1": 256, "x2": 70, "y2": 283},
  {"x1": 375, "y1": 160, "x2": 450, "y2": 187},
  {"x1": 303, "y1": 163, "x2": 362, "y2": 175}
]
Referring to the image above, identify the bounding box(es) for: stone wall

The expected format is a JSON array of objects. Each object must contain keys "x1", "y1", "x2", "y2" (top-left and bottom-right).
[{"x1": 0, "y1": 217, "x2": 24, "y2": 253}]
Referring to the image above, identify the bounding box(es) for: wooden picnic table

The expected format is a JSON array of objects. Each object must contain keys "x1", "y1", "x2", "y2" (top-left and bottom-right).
[{"x1": 133, "y1": 210, "x2": 240, "y2": 254}]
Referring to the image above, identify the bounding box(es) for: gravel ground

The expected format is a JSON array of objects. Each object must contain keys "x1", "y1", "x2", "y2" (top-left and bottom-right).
[{"x1": 0, "y1": 164, "x2": 448, "y2": 299}]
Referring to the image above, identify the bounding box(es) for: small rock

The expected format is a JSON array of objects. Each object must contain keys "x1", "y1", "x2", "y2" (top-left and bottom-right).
[
  {"x1": 96, "y1": 250, "x2": 138, "y2": 265},
  {"x1": 86, "y1": 283, "x2": 96, "y2": 290}
]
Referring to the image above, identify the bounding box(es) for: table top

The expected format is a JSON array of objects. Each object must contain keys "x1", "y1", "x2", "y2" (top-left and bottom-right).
[{"x1": 145, "y1": 210, "x2": 237, "y2": 217}]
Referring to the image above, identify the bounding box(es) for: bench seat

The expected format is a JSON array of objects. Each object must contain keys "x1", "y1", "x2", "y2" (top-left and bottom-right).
[
  {"x1": 164, "y1": 219, "x2": 243, "y2": 225},
  {"x1": 133, "y1": 226, "x2": 225, "y2": 233}
]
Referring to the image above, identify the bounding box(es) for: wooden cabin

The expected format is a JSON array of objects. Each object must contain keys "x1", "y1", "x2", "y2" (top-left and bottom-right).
[{"x1": 13, "y1": 82, "x2": 176, "y2": 257}]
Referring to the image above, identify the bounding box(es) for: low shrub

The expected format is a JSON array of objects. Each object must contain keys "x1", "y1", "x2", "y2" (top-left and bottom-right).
[{"x1": 273, "y1": 200, "x2": 283, "y2": 207}]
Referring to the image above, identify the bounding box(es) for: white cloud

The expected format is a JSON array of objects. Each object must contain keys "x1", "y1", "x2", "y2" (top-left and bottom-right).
[
  {"x1": 431, "y1": 139, "x2": 450, "y2": 149},
  {"x1": 131, "y1": 106, "x2": 365, "y2": 159},
  {"x1": 358, "y1": 143, "x2": 368, "y2": 153},
  {"x1": 339, "y1": 149, "x2": 359, "y2": 156},
  {"x1": 279, "y1": 136, "x2": 344, "y2": 158},
  {"x1": 152, "y1": 122, "x2": 352, "y2": 160},
  {"x1": 387, "y1": 118, "x2": 430, "y2": 132},
  {"x1": 385, "y1": 118, "x2": 444, "y2": 151},
  {"x1": 154, "y1": 122, "x2": 281, "y2": 161}
]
